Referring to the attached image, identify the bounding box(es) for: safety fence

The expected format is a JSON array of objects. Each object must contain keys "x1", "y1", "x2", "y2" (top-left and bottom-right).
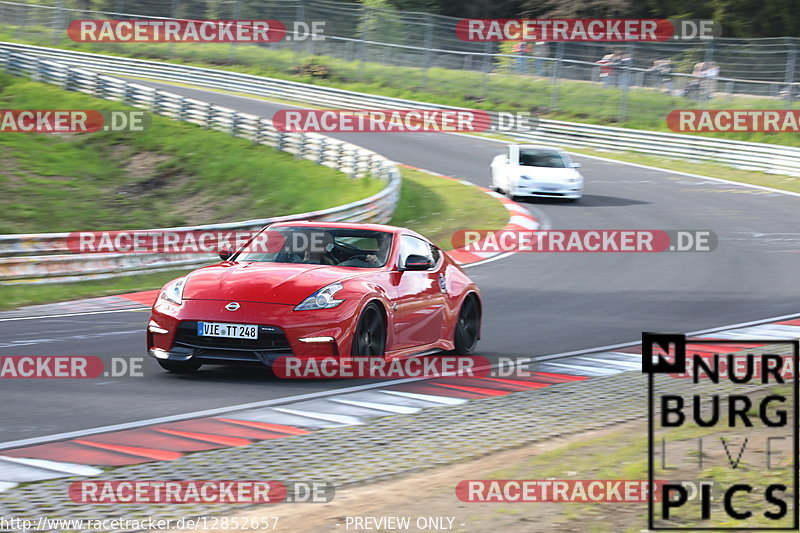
[
  {"x1": 3, "y1": 42, "x2": 798, "y2": 178},
  {"x1": 0, "y1": 0, "x2": 798, "y2": 115}
]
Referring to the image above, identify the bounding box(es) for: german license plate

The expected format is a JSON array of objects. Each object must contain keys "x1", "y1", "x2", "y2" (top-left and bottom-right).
[{"x1": 197, "y1": 322, "x2": 258, "y2": 339}]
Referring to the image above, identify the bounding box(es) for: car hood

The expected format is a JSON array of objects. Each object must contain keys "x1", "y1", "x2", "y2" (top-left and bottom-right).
[
  {"x1": 516, "y1": 167, "x2": 580, "y2": 182},
  {"x1": 182, "y1": 262, "x2": 362, "y2": 305}
]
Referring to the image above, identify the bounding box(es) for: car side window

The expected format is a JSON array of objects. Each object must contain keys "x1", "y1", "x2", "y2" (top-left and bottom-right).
[
  {"x1": 399, "y1": 235, "x2": 434, "y2": 269},
  {"x1": 430, "y1": 244, "x2": 441, "y2": 265}
]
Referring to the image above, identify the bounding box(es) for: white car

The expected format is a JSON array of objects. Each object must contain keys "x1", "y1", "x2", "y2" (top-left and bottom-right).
[{"x1": 490, "y1": 145, "x2": 583, "y2": 201}]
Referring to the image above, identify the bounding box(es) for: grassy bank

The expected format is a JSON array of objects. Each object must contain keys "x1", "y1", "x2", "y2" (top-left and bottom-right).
[
  {"x1": 0, "y1": 73, "x2": 382, "y2": 233},
  {"x1": 3, "y1": 28, "x2": 799, "y2": 147},
  {"x1": 0, "y1": 167, "x2": 509, "y2": 310}
]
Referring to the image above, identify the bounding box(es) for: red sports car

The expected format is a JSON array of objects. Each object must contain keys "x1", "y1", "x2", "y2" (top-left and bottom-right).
[{"x1": 147, "y1": 222, "x2": 482, "y2": 373}]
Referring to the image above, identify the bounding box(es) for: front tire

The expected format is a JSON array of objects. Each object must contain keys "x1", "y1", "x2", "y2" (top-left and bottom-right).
[
  {"x1": 453, "y1": 295, "x2": 480, "y2": 354},
  {"x1": 351, "y1": 302, "x2": 386, "y2": 357},
  {"x1": 158, "y1": 360, "x2": 202, "y2": 373}
]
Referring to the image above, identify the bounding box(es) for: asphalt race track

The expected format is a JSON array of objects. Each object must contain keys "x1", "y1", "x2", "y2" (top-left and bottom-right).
[{"x1": 1, "y1": 81, "x2": 799, "y2": 445}]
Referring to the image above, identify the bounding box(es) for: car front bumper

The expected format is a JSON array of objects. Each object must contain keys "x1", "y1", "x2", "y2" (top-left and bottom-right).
[
  {"x1": 512, "y1": 182, "x2": 582, "y2": 199},
  {"x1": 147, "y1": 297, "x2": 359, "y2": 367}
]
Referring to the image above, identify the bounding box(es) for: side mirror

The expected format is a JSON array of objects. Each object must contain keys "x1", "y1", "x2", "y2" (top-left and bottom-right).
[
  {"x1": 402, "y1": 254, "x2": 433, "y2": 271},
  {"x1": 570, "y1": 162, "x2": 582, "y2": 168},
  {"x1": 219, "y1": 248, "x2": 233, "y2": 261}
]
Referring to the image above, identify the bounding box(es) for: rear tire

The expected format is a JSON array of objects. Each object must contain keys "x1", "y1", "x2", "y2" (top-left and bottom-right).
[
  {"x1": 158, "y1": 360, "x2": 202, "y2": 373},
  {"x1": 351, "y1": 302, "x2": 386, "y2": 357},
  {"x1": 453, "y1": 295, "x2": 480, "y2": 354}
]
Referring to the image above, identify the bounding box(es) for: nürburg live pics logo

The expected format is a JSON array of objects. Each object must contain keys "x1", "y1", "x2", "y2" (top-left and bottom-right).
[{"x1": 643, "y1": 332, "x2": 799, "y2": 530}]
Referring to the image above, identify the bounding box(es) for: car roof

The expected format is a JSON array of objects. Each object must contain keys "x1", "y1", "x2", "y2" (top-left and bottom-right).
[{"x1": 269, "y1": 220, "x2": 409, "y2": 235}]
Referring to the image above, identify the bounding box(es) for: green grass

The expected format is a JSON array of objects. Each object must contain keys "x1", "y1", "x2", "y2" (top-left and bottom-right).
[
  {"x1": 0, "y1": 167, "x2": 509, "y2": 310},
  {"x1": 0, "y1": 269, "x2": 192, "y2": 310},
  {"x1": 4, "y1": 26, "x2": 800, "y2": 147},
  {"x1": 389, "y1": 167, "x2": 509, "y2": 250},
  {"x1": 0, "y1": 72, "x2": 383, "y2": 233}
]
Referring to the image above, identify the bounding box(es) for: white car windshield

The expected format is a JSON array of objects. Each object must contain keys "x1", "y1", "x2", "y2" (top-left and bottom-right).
[{"x1": 519, "y1": 149, "x2": 568, "y2": 168}]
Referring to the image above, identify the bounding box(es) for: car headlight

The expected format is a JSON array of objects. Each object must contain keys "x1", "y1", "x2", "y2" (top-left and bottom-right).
[
  {"x1": 294, "y1": 281, "x2": 344, "y2": 311},
  {"x1": 161, "y1": 277, "x2": 187, "y2": 305}
]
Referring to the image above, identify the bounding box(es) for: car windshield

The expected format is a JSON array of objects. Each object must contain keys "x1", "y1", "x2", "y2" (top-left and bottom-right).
[
  {"x1": 236, "y1": 226, "x2": 393, "y2": 268},
  {"x1": 519, "y1": 149, "x2": 568, "y2": 168}
]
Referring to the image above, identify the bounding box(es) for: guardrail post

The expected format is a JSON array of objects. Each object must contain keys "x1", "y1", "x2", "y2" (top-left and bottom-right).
[
  {"x1": 255, "y1": 118, "x2": 268, "y2": 146},
  {"x1": 126, "y1": 83, "x2": 137, "y2": 107},
  {"x1": 177, "y1": 97, "x2": 186, "y2": 120},
  {"x1": 277, "y1": 131, "x2": 286, "y2": 151},
  {"x1": 31, "y1": 57, "x2": 43, "y2": 83},
  {"x1": 317, "y1": 138, "x2": 327, "y2": 164},
  {"x1": 205, "y1": 103, "x2": 214, "y2": 128},
  {"x1": 348, "y1": 149, "x2": 358, "y2": 179},
  {"x1": 93, "y1": 71, "x2": 101, "y2": 98},
  {"x1": 230, "y1": 111, "x2": 239, "y2": 136},
  {"x1": 295, "y1": 132, "x2": 305, "y2": 159},
  {"x1": 61, "y1": 66, "x2": 69, "y2": 90},
  {"x1": 150, "y1": 88, "x2": 161, "y2": 114}
]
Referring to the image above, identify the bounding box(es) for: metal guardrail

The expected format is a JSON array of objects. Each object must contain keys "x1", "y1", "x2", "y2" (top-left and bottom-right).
[
  {"x1": 0, "y1": 47, "x2": 401, "y2": 284},
  {"x1": 2, "y1": 42, "x2": 799, "y2": 178}
]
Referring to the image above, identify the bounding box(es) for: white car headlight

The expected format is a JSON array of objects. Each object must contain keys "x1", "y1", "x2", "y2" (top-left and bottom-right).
[
  {"x1": 161, "y1": 277, "x2": 187, "y2": 305},
  {"x1": 294, "y1": 281, "x2": 344, "y2": 311}
]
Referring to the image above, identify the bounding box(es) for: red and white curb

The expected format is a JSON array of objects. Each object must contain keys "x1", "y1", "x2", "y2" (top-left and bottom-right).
[
  {"x1": 535, "y1": 317, "x2": 800, "y2": 377},
  {"x1": 0, "y1": 372, "x2": 582, "y2": 491},
  {"x1": 397, "y1": 164, "x2": 539, "y2": 266},
  {"x1": 1, "y1": 316, "x2": 799, "y2": 491}
]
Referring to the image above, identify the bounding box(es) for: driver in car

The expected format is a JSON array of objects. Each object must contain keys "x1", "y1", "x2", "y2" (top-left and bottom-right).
[
  {"x1": 302, "y1": 232, "x2": 336, "y2": 265},
  {"x1": 285, "y1": 230, "x2": 336, "y2": 265}
]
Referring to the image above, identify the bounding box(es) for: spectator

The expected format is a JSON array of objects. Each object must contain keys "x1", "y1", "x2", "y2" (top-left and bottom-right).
[
  {"x1": 702, "y1": 61, "x2": 719, "y2": 100},
  {"x1": 596, "y1": 53, "x2": 615, "y2": 87},
  {"x1": 683, "y1": 61, "x2": 706, "y2": 99},
  {"x1": 616, "y1": 51, "x2": 633, "y2": 89},
  {"x1": 650, "y1": 58, "x2": 673, "y2": 93},
  {"x1": 511, "y1": 41, "x2": 532, "y2": 74}
]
